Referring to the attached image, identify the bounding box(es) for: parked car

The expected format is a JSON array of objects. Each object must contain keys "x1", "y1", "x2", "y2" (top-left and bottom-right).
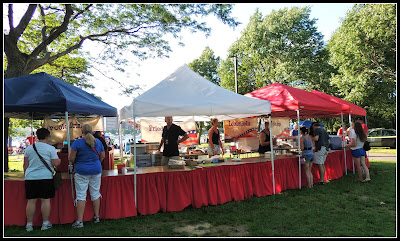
[{"x1": 367, "y1": 128, "x2": 396, "y2": 149}]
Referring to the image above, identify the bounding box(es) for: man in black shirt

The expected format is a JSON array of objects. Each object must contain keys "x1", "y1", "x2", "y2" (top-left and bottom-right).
[
  {"x1": 157, "y1": 116, "x2": 189, "y2": 165},
  {"x1": 310, "y1": 122, "x2": 330, "y2": 185}
]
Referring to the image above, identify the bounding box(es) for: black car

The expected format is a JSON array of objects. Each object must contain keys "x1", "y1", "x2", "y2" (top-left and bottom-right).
[{"x1": 367, "y1": 128, "x2": 397, "y2": 149}]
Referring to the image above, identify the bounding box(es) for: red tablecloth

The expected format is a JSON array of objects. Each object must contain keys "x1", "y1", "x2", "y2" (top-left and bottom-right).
[{"x1": 4, "y1": 150, "x2": 369, "y2": 226}]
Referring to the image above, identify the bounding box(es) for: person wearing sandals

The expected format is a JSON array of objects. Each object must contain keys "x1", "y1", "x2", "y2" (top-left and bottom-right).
[
  {"x1": 23, "y1": 128, "x2": 61, "y2": 231},
  {"x1": 347, "y1": 122, "x2": 371, "y2": 183},
  {"x1": 69, "y1": 124, "x2": 105, "y2": 228},
  {"x1": 299, "y1": 126, "x2": 314, "y2": 188}
]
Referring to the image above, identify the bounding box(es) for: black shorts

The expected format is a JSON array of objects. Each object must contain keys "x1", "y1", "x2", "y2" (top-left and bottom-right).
[{"x1": 25, "y1": 179, "x2": 55, "y2": 200}]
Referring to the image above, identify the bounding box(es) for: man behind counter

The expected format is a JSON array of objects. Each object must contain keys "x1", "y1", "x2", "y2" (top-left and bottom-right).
[{"x1": 157, "y1": 116, "x2": 189, "y2": 166}]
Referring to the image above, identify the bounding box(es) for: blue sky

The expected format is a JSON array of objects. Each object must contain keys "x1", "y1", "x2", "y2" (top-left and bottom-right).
[{"x1": 93, "y1": 3, "x2": 355, "y2": 110}]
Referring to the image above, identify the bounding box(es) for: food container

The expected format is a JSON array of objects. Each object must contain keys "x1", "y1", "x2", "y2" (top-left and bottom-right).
[
  {"x1": 117, "y1": 164, "x2": 126, "y2": 174},
  {"x1": 168, "y1": 164, "x2": 185, "y2": 169},
  {"x1": 185, "y1": 159, "x2": 199, "y2": 166},
  {"x1": 151, "y1": 151, "x2": 163, "y2": 166},
  {"x1": 145, "y1": 142, "x2": 159, "y2": 153}
]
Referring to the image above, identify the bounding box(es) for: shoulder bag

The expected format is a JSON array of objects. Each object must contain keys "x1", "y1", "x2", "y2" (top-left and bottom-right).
[
  {"x1": 86, "y1": 142, "x2": 101, "y2": 162},
  {"x1": 33, "y1": 144, "x2": 63, "y2": 190},
  {"x1": 363, "y1": 141, "x2": 371, "y2": 151}
]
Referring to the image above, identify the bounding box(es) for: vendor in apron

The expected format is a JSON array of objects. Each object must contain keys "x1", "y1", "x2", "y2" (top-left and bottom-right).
[{"x1": 157, "y1": 116, "x2": 189, "y2": 166}]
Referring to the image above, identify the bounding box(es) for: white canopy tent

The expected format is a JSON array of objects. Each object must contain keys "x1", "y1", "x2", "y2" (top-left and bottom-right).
[{"x1": 119, "y1": 64, "x2": 272, "y2": 206}]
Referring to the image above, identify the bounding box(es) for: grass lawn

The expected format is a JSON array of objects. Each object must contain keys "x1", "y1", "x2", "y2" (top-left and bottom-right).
[{"x1": 4, "y1": 159, "x2": 396, "y2": 237}]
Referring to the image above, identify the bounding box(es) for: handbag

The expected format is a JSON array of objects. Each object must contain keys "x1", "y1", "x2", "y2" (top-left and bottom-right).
[
  {"x1": 363, "y1": 141, "x2": 371, "y2": 151},
  {"x1": 33, "y1": 144, "x2": 63, "y2": 190}
]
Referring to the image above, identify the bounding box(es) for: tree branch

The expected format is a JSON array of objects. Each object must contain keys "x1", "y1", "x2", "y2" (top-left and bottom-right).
[
  {"x1": 30, "y1": 4, "x2": 73, "y2": 58},
  {"x1": 71, "y1": 4, "x2": 93, "y2": 21},
  {"x1": 11, "y1": 4, "x2": 37, "y2": 42}
]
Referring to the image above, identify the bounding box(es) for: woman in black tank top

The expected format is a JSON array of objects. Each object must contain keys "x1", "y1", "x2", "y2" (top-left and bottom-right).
[
  {"x1": 208, "y1": 118, "x2": 225, "y2": 157},
  {"x1": 258, "y1": 121, "x2": 272, "y2": 154}
]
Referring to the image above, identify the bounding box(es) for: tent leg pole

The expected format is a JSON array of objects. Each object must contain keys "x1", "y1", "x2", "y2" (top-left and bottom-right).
[
  {"x1": 133, "y1": 102, "x2": 137, "y2": 209},
  {"x1": 297, "y1": 110, "x2": 301, "y2": 189},
  {"x1": 268, "y1": 115, "x2": 275, "y2": 195},
  {"x1": 341, "y1": 113, "x2": 347, "y2": 175},
  {"x1": 348, "y1": 114, "x2": 355, "y2": 174},
  {"x1": 66, "y1": 111, "x2": 75, "y2": 206}
]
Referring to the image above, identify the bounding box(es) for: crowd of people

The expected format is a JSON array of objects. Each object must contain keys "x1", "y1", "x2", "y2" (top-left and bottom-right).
[{"x1": 22, "y1": 116, "x2": 371, "y2": 231}]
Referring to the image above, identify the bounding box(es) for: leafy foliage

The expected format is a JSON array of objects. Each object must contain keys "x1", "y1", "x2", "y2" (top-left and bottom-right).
[
  {"x1": 4, "y1": 3, "x2": 239, "y2": 91},
  {"x1": 218, "y1": 7, "x2": 333, "y2": 94},
  {"x1": 188, "y1": 46, "x2": 221, "y2": 85},
  {"x1": 328, "y1": 4, "x2": 396, "y2": 128}
]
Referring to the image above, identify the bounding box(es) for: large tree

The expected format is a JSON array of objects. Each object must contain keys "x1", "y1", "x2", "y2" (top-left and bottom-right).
[
  {"x1": 327, "y1": 4, "x2": 396, "y2": 128},
  {"x1": 188, "y1": 46, "x2": 221, "y2": 85},
  {"x1": 188, "y1": 46, "x2": 221, "y2": 143},
  {"x1": 218, "y1": 7, "x2": 334, "y2": 94},
  {"x1": 3, "y1": 3, "x2": 239, "y2": 171},
  {"x1": 4, "y1": 4, "x2": 238, "y2": 79}
]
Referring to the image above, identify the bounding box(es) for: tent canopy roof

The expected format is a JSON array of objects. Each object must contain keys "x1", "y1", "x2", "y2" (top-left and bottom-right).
[
  {"x1": 120, "y1": 64, "x2": 271, "y2": 121},
  {"x1": 4, "y1": 72, "x2": 118, "y2": 119},
  {"x1": 245, "y1": 83, "x2": 344, "y2": 119},
  {"x1": 311, "y1": 90, "x2": 366, "y2": 117}
]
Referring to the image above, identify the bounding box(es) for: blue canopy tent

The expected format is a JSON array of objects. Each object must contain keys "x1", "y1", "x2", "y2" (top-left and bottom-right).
[
  {"x1": 5, "y1": 72, "x2": 117, "y2": 119},
  {"x1": 299, "y1": 120, "x2": 325, "y2": 129},
  {"x1": 4, "y1": 72, "x2": 118, "y2": 204}
]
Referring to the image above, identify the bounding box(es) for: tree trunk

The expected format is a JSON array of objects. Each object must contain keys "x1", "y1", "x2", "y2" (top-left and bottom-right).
[{"x1": 4, "y1": 118, "x2": 9, "y2": 172}]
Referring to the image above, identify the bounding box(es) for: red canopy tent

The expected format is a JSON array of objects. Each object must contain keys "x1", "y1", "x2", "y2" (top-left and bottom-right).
[
  {"x1": 244, "y1": 83, "x2": 343, "y2": 118},
  {"x1": 311, "y1": 90, "x2": 366, "y2": 117}
]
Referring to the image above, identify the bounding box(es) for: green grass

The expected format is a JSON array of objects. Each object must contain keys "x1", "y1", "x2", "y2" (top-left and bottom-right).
[
  {"x1": 4, "y1": 160, "x2": 396, "y2": 237},
  {"x1": 368, "y1": 148, "x2": 396, "y2": 154}
]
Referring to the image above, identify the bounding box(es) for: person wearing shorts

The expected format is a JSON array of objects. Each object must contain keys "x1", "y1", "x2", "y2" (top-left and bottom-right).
[
  {"x1": 207, "y1": 118, "x2": 225, "y2": 157},
  {"x1": 347, "y1": 122, "x2": 371, "y2": 182},
  {"x1": 310, "y1": 122, "x2": 330, "y2": 185},
  {"x1": 69, "y1": 124, "x2": 105, "y2": 228},
  {"x1": 299, "y1": 127, "x2": 314, "y2": 188},
  {"x1": 24, "y1": 128, "x2": 61, "y2": 231}
]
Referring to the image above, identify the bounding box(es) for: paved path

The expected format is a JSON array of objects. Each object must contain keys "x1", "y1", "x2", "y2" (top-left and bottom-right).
[{"x1": 367, "y1": 152, "x2": 397, "y2": 162}]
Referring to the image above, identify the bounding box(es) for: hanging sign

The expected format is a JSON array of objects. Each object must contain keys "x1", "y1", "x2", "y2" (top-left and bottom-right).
[
  {"x1": 42, "y1": 116, "x2": 103, "y2": 144},
  {"x1": 140, "y1": 117, "x2": 198, "y2": 146}
]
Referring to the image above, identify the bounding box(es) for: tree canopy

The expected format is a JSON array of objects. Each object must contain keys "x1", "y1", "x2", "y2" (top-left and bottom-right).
[
  {"x1": 328, "y1": 4, "x2": 396, "y2": 128},
  {"x1": 4, "y1": 4, "x2": 239, "y2": 84},
  {"x1": 188, "y1": 46, "x2": 221, "y2": 85},
  {"x1": 218, "y1": 7, "x2": 333, "y2": 94}
]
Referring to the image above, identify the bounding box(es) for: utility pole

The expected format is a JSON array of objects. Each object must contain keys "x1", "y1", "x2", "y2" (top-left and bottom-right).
[{"x1": 229, "y1": 55, "x2": 238, "y2": 93}]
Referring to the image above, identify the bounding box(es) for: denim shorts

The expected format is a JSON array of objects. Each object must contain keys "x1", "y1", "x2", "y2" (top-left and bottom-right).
[
  {"x1": 74, "y1": 173, "x2": 102, "y2": 203},
  {"x1": 351, "y1": 148, "x2": 366, "y2": 158},
  {"x1": 302, "y1": 153, "x2": 314, "y2": 163},
  {"x1": 207, "y1": 144, "x2": 221, "y2": 156}
]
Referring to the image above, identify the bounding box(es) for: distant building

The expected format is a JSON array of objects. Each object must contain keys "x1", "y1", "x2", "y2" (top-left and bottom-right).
[{"x1": 105, "y1": 117, "x2": 118, "y2": 131}]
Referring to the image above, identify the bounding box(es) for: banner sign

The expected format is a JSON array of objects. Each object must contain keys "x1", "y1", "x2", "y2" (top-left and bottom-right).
[
  {"x1": 140, "y1": 117, "x2": 198, "y2": 146},
  {"x1": 271, "y1": 117, "x2": 290, "y2": 137},
  {"x1": 42, "y1": 116, "x2": 103, "y2": 144},
  {"x1": 223, "y1": 117, "x2": 258, "y2": 140}
]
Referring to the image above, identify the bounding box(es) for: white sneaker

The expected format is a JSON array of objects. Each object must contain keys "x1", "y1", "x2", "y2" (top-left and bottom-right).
[
  {"x1": 41, "y1": 221, "x2": 52, "y2": 231},
  {"x1": 26, "y1": 223, "x2": 33, "y2": 232},
  {"x1": 92, "y1": 216, "x2": 100, "y2": 223},
  {"x1": 72, "y1": 221, "x2": 84, "y2": 228}
]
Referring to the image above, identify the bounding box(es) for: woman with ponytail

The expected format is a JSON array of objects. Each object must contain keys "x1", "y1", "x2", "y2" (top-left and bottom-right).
[{"x1": 68, "y1": 124, "x2": 105, "y2": 228}]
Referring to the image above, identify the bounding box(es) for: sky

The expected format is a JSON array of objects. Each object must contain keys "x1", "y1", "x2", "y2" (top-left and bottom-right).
[
  {"x1": 88, "y1": 3, "x2": 355, "y2": 111},
  {"x1": 4, "y1": 3, "x2": 355, "y2": 111}
]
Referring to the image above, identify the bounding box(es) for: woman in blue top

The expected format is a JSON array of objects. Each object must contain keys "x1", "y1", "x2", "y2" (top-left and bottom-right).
[
  {"x1": 300, "y1": 126, "x2": 314, "y2": 188},
  {"x1": 69, "y1": 124, "x2": 105, "y2": 228}
]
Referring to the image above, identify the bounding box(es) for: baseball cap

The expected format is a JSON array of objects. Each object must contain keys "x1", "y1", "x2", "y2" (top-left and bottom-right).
[{"x1": 355, "y1": 116, "x2": 363, "y2": 121}]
